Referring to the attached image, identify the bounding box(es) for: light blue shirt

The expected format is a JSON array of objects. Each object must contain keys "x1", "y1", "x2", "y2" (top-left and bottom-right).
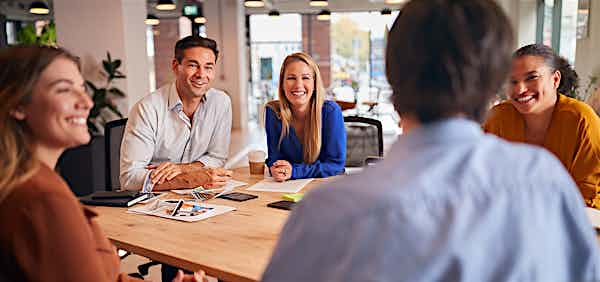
[
  {"x1": 262, "y1": 118, "x2": 600, "y2": 282},
  {"x1": 120, "y1": 83, "x2": 232, "y2": 191}
]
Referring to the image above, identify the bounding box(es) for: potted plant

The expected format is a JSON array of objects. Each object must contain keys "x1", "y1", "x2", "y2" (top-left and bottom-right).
[{"x1": 58, "y1": 52, "x2": 126, "y2": 196}]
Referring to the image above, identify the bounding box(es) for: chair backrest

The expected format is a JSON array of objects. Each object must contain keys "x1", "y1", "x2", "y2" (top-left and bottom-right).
[
  {"x1": 105, "y1": 118, "x2": 128, "y2": 191},
  {"x1": 343, "y1": 116, "x2": 383, "y2": 167}
]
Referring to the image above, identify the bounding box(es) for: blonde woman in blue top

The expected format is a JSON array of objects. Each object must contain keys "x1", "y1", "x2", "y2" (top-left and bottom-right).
[{"x1": 265, "y1": 52, "x2": 346, "y2": 181}]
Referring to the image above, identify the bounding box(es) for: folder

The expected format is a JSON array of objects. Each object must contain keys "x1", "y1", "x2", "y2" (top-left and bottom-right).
[{"x1": 79, "y1": 191, "x2": 151, "y2": 207}]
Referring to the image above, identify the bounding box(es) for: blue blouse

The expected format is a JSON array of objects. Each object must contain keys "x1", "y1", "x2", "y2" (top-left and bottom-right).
[{"x1": 265, "y1": 100, "x2": 346, "y2": 179}]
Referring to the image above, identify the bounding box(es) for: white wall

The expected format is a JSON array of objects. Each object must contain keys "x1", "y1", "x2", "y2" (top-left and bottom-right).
[
  {"x1": 517, "y1": 0, "x2": 537, "y2": 48},
  {"x1": 576, "y1": 1, "x2": 600, "y2": 82},
  {"x1": 54, "y1": 0, "x2": 150, "y2": 117}
]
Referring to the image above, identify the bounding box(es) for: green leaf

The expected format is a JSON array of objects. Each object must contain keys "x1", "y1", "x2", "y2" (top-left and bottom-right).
[
  {"x1": 85, "y1": 81, "x2": 99, "y2": 92},
  {"x1": 103, "y1": 61, "x2": 113, "y2": 76},
  {"x1": 113, "y1": 59, "x2": 122, "y2": 70},
  {"x1": 105, "y1": 102, "x2": 124, "y2": 118},
  {"x1": 108, "y1": 87, "x2": 126, "y2": 97}
]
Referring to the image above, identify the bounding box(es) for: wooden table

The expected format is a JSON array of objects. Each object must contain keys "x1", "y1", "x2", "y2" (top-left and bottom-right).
[{"x1": 92, "y1": 167, "x2": 330, "y2": 282}]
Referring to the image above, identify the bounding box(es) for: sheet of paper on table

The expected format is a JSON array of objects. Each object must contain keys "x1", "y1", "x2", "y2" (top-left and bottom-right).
[
  {"x1": 246, "y1": 177, "x2": 313, "y2": 193},
  {"x1": 171, "y1": 179, "x2": 248, "y2": 196},
  {"x1": 128, "y1": 199, "x2": 236, "y2": 222},
  {"x1": 586, "y1": 207, "x2": 600, "y2": 230}
]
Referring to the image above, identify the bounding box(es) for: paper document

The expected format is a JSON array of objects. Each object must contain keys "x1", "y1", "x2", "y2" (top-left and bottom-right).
[
  {"x1": 345, "y1": 167, "x2": 364, "y2": 175},
  {"x1": 128, "y1": 199, "x2": 235, "y2": 222},
  {"x1": 246, "y1": 177, "x2": 312, "y2": 193},
  {"x1": 171, "y1": 180, "x2": 248, "y2": 195},
  {"x1": 586, "y1": 207, "x2": 600, "y2": 229}
]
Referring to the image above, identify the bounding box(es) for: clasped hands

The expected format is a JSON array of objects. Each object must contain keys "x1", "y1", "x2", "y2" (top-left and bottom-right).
[
  {"x1": 270, "y1": 160, "x2": 292, "y2": 182},
  {"x1": 147, "y1": 162, "x2": 232, "y2": 188}
]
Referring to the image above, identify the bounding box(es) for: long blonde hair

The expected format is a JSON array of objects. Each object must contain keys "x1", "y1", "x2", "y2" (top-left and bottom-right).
[
  {"x1": 267, "y1": 52, "x2": 325, "y2": 164},
  {"x1": 0, "y1": 46, "x2": 78, "y2": 202}
]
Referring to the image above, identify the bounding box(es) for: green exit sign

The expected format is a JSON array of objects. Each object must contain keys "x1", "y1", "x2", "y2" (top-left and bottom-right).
[{"x1": 183, "y1": 5, "x2": 198, "y2": 16}]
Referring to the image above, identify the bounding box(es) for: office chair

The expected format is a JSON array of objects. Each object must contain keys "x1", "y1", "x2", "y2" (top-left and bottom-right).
[
  {"x1": 105, "y1": 118, "x2": 156, "y2": 277},
  {"x1": 344, "y1": 116, "x2": 383, "y2": 167},
  {"x1": 104, "y1": 118, "x2": 128, "y2": 191}
]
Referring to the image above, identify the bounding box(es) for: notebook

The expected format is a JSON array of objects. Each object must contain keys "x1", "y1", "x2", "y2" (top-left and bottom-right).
[{"x1": 79, "y1": 191, "x2": 152, "y2": 207}]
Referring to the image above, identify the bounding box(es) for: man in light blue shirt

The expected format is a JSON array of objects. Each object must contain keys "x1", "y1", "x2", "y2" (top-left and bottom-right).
[
  {"x1": 120, "y1": 35, "x2": 232, "y2": 192},
  {"x1": 262, "y1": 1, "x2": 600, "y2": 281}
]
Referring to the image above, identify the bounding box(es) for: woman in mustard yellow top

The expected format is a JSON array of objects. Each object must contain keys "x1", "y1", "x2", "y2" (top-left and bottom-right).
[{"x1": 484, "y1": 44, "x2": 600, "y2": 207}]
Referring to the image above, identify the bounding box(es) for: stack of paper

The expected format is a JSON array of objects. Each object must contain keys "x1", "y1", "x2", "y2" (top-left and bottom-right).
[
  {"x1": 171, "y1": 179, "x2": 248, "y2": 196},
  {"x1": 128, "y1": 199, "x2": 235, "y2": 222},
  {"x1": 246, "y1": 177, "x2": 313, "y2": 193}
]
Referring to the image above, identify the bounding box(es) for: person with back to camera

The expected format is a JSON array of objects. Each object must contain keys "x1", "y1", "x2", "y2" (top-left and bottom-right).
[
  {"x1": 484, "y1": 44, "x2": 600, "y2": 208},
  {"x1": 261, "y1": 1, "x2": 600, "y2": 281},
  {"x1": 0, "y1": 45, "x2": 205, "y2": 282},
  {"x1": 265, "y1": 52, "x2": 346, "y2": 182}
]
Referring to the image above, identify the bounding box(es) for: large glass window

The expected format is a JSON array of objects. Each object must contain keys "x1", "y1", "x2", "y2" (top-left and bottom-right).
[
  {"x1": 330, "y1": 11, "x2": 400, "y2": 133},
  {"x1": 534, "y1": 0, "x2": 579, "y2": 63},
  {"x1": 248, "y1": 14, "x2": 302, "y2": 122}
]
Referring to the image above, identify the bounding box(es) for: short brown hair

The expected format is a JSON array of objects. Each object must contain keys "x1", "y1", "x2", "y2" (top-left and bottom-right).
[
  {"x1": 385, "y1": 0, "x2": 514, "y2": 123},
  {"x1": 174, "y1": 35, "x2": 219, "y2": 63}
]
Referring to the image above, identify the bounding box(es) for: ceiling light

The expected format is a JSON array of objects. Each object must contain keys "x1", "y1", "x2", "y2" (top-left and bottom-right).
[
  {"x1": 317, "y1": 10, "x2": 331, "y2": 21},
  {"x1": 381, "y1": 8, "x2": 392, "y2": 16},
  {"x1": 384, "y1": 0, "x2": 406, "y2": 4},
  {"x1": 29, "y1": 1, "x2": 50, "y2": 15},
  {"x1": 268, "y1": 10, "x2": 281, "y2": 18},
  {"x1": 194, "y1": 16, "x2": 206, "y2": 24},
  {"x1": 244, "y1": 0, "x2": 265, "y2": 8},
  {"x1": 145, "y1": 14, "x2": 160, "y2": 25},
  {"x1": 310, "y1": 0, "x2": 328, "y2": 7},
  {"x1": 156, "y1": 0, "x2": 176, "y2": 11}
]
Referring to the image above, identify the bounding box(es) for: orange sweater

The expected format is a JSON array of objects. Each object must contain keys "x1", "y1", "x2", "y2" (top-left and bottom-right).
[
  {"x1": 0, "y1": 164, "x2": 142, "y2": 281},
  {"x1": 484, "y1": 94, "x2": 600, "y2": 207}
]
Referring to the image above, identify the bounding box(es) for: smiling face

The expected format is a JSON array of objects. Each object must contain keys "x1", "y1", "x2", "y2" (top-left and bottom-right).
[
  {"x1": 282, "y1": 60, "x2": 315, "y2": 111},
  {"x1": 508, "y1": 55, "x2": 560, "y2": 115},
  {"x1": 15, "y1": 56, "x2": 93, "y2": 151},
  {"x1": 172, "y1": 46, "x2": 216, "y2": 100}
]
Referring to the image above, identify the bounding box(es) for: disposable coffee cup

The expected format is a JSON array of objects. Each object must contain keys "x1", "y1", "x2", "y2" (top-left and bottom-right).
[{"x1": 248, "y1": 150, "x2": 266, "y2": 175}]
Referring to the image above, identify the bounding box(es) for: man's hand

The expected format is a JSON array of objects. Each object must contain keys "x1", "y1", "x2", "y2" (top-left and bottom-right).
[
  {"x1": 171, "y1": 269, "x2": 208, "y2": 282},
  {"x1": 148, "y1": 162, "x2": 205, "y2": 185},
  {"x1": 201, "y1": 167, "x2": 233, "y2": 188},
  {"x1": 147, "y1": 162, "x2": 186, "y2": 185},
  {"x1": 270, "y1": 160, "x2": 292, "y2": 182}
]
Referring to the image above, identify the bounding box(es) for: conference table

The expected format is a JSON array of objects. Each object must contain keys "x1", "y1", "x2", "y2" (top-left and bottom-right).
[
  {"x1": 92, "y1": 167, "x2": 332, "y2": 282},
  {"x1": 91, "y1": 167, "x2": 600, "y2": 282}
]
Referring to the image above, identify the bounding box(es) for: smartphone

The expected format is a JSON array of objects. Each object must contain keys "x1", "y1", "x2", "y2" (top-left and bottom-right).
[
  {"x1": 218, "y1": 192, "x2": 258, "y2": 202},
  {"x1": 267, "y1": 200, "x2": 295, "y2": 211}
]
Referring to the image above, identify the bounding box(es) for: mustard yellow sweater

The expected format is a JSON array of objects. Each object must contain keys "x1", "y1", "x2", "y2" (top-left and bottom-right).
[{"x1": 484, "y1": 94, "x2": 600, "y2": 207}]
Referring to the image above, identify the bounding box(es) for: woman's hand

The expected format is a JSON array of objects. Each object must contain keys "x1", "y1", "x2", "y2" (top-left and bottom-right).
[
  {"x1": 270, "y1": 160, "x2": 292, "y2": 182},
  {"x1": 171, "y1": 269, "x2": 208, "y2": 282}
]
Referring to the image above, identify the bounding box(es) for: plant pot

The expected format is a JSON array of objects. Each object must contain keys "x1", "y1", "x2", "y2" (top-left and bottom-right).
[{"x1": 56, "y1": 135, "x2": 106, "y2": 196}]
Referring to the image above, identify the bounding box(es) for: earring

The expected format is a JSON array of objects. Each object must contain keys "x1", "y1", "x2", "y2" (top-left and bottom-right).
[{"x1": 9, "y1": 109, "x2": 26, "y2": 120}]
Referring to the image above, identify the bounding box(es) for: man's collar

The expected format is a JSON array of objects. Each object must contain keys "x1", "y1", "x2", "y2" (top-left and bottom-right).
[{"x1": 168, "y1": 83, "x2": 208, "y2": 111}]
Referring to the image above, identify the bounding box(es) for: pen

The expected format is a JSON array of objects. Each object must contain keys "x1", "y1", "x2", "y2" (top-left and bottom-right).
[{"x1": 170, "y1": 200, "x2": 184, "y2": 216}]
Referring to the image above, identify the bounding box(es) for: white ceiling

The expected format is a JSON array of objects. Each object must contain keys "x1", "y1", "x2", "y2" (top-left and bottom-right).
[
  {"x1": 0, "y1": 0, "x2": 407, "y2": 21},
  {"x1": 245, "y1": 0, "x2": 407, "y2": 14}
]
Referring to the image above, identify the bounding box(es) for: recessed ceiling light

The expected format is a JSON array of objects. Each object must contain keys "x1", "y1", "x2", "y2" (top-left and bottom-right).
[
  {"x1": 145, "y1": 14, "x2": 160, "y2": 25},
  {"x1": 29, "y1": 1, "x2": 50, "y2": 15},
  {"x1": 156, "y1": 0, "x2": 176, "y2": 11},
  {"x1": 244, "y1": 0, "x2": 265, "y2": 8},
  {"x1": 317, "y1": 9, "x2": 331, "y2": 21},
  {"x1": 310, "y1": 0, "x2": 328, "y2": 7}
]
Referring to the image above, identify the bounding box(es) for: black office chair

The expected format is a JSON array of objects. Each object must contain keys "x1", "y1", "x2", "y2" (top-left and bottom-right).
[
  {"x1": 105, "y1": 118, "x2": 162, "y2": 277},
  {"x1": 104, "y1": 118, "x2": 127, "y2": 191},
  {"x1": 344, "y1": 116, "x2": 383, "y2": 167}
]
